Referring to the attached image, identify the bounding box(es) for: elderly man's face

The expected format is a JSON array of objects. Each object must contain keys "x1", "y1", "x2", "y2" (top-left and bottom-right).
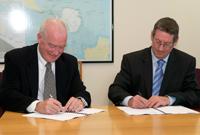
[
  {"x1": 38, "y1": 31, "x2": 67, "y2": 62},
  {"x1": 151, "y1": 29, "x2": 175, "y2": 59}
]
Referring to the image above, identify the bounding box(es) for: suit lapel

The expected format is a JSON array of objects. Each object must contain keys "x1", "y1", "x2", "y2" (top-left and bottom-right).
[
  {"x1": 142, "y1": 48, "x2": 153, "y2": 98},
  {"x1": 27, "y1": 45, "x2": 39, "y2": 98},
  {"x1": 55, "y1": 57, "x2": 70, "y2": 102},
  {"x1": 159, "y1": 49, "x2": 177, "y2": 95}
]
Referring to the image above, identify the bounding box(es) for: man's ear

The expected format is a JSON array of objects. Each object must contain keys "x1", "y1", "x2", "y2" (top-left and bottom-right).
[
  {"x1": 151, "y1": 31, "x2": 154, "y2": 42},
  {"x1": 173, "y1": 36, "x2": 179, "y2": 46},
  {"x1": 37, "y1": 33, "x2": 41, "y2": 39},
  {"x1": 37, "y1": 33, "x2": 42, "y2": 44}
]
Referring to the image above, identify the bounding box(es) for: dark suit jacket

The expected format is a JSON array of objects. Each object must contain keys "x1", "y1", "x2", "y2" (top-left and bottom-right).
[
  {"x1": 108, "y1": 47, "x2": 200, "y2": 107},
  {"x1": 0, "y1": 44, "x2": 91, "y2": 112}
]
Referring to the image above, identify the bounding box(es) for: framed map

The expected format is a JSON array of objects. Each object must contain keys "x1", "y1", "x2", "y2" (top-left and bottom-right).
[{"x1": 0, "y1": 0, "x2": 113, "y2": 63}]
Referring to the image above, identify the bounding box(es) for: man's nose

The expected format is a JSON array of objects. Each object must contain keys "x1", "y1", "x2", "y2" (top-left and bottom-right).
[
  {"x1": 158, "y1": 44, "x2": 165, "y2": 51},
  {"x1": 53, "y1": 49, "x2": 60, "y2": 55}
]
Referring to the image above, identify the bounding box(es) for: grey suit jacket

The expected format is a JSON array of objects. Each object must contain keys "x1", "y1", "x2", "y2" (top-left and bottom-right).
[{"x1": 108, "y1": 47, "x2": 200, "y2": 107}]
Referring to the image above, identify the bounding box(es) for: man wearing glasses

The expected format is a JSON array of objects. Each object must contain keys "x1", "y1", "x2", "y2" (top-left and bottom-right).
[
  {"x1": 0, "y1": 18, "x2": 91, "y2": 114},
  {"x1": 108, "y1": 17, "x2": 200, "y2": 108}
]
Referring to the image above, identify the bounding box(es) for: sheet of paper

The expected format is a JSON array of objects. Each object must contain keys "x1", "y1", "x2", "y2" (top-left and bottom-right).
[
  {"x1": 23, "y1": 112, "x2": 85, "y2": 121},
  {"x1": 157, "y1": 106, "x2": 199, "y2": 114},
  {"x1": 23, "y1": 108, "x2": 105, "y2": 121},
  {"x1": 117, "y1": 106, "x2": 199, "y2": 115},
  {"x1": 79, "y1": 108, "x2": 104, "y2": 115},
  {"x1": 117, "y1": 107, "x2": 163, "y2": 115}
]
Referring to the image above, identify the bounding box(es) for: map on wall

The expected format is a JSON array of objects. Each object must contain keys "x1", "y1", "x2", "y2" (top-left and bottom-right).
[{"x1": 0, "y1": 0, "x2": 113, "y2": 63}]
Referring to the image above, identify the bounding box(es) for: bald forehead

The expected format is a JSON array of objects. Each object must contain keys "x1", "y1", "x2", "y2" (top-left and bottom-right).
[
  {"x1": 40, "y1": 19, "x2": 67, "y2": 43},
  {"x1": 45, "y1": 19, "x2": 67, "y2": 34}
]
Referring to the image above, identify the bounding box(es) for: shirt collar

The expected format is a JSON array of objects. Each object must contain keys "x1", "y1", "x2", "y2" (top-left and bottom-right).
[
  {"x1": 37, "y1": 45, "x2": 47, "y2": 67},
  {"x1": 151, "y1": 49, "x2": 169, "y2": 63}
]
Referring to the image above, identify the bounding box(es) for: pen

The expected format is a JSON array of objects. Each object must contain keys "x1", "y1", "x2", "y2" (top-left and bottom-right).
[
  {"x1": 138, "y1": 91, "x2": 142, "y2": 96},
  {"x1": 153, "y1": 108, "x2": 167, "y2": 114},
  {"x1": 71, "y1": 112, "x2": 89, "y2": 116},
  {"x1": 49, "y1": 94, "x2": 53, "y2": 98}
]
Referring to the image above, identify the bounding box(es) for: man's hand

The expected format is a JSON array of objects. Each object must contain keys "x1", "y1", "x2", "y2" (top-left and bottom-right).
[
  {"x1": 63, "y1": 97, "x2": 84, "y2": 112},
  {"x1": 128, "y1": 95, "x2": 148, "y2": 109},
  {"x1": 35, "y1": 98, "x2": 63, "y2": 114},
  {"x1": 146, "y1": 96, "x2": 170, "y2": 108}
]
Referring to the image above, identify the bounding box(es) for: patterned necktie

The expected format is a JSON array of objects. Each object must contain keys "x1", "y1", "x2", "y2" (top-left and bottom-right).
[
  {"x1": 152, "y1": 59, "x2": 165, "y2": 96},
  {"x1": 43, "y1": 62, "x2": 57, "y2": 100}
]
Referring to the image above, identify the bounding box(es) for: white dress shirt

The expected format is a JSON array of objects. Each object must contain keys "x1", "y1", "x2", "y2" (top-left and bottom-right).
[{"x1": 27, "y1": 46, "x2": 55, "y2": 112}]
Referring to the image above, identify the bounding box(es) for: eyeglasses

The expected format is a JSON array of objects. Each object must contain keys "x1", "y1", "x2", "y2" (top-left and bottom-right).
[
  {"x1": 154, "y1": 38, "x2": 174, "y2": 48},
  {"x1": 43, "y1": 39, "x2": 65, "y2": 52},
  {"x1": 47, "y1": 42, "x2": 65, "y2": 50}
]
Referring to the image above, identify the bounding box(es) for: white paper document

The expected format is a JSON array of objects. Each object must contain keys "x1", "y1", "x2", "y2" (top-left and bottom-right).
[
  {"x1": 79, "y1": 108, "x2": 104, "y2": 115},
  {"x1": 157, "y1": 106, "x2": 199, "y2": 114},
  {"x1": 23, "y1": 112, "x2": 85, "y2": 121},
  {"x1": 23, "y1": 108, "x2": 104, "y2": 121},
  {"x1": 117, "y1": 107, "x2": 162, "y2": 115},
  {"x1": 117, "y1": 106, "x2": 199, "y2": 115}
]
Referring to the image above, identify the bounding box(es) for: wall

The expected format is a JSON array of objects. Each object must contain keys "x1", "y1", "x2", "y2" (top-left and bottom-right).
[
  {"x1": 83, "y1": 0, "x2": 200, "y2": 106},
  {"x1": 0, "y1": 0, "x2": 200, "y2": 106}
]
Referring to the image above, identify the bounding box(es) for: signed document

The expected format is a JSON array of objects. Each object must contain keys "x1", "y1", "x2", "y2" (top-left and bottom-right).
[
  {"x1": 23, "y1": 108, "x2": 104, "y2": 121},
  {"x1": 117, "y1": 106, "x2": 199, "y2": 115}
]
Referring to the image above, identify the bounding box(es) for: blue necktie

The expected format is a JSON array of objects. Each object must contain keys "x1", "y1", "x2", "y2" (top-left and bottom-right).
[{"x1": 152, "y1": 59, "x2": 165, "y2": 96}]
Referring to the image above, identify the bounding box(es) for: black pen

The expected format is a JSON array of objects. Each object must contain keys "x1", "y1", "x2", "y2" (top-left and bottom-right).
[{"x1": 138, "y1": 91, "x2": 142, "y2": 96}]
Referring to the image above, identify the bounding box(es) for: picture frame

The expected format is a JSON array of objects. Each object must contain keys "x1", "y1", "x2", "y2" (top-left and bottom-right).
[{"x1": 0, "y1": 0, "x2": 114, "y2": 63}]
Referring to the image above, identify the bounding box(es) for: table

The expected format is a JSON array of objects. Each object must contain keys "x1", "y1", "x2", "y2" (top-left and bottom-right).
[
  {"x1": 0, "y1": 107, "x2": 4, "y2": 117},
  {"x1": 0, "y1": 106, "x2": 200, "y2": 135}
]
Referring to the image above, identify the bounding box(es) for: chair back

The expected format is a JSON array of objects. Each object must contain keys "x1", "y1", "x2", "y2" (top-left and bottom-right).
[
  {"x1": 0, "y1": 72, "x2": 2, "y2": 80},
  {"x1": 196, "y1": 68, "x2": 200, "y2": 88},
  {"x1": 0, "y1": 107, "x2": 4, "y2": 117},
  {"x1": 78, "y1": 61, "x2": 82, "y2": 80},
  {"x1": 0, "y1": 72, "x2": 4, "y2": 117}
]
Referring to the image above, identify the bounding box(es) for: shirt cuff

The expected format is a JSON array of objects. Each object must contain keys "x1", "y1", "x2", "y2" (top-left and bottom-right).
[
  {"x1": 121, "y1": 96, "x2": 133, "y2": 106},
  {"x1": 26, "y1": 100, "x2": 40, "y2": 113},
  {"x1": 167, "y1": 96, "x2": 176, "y2": 105},
  {"x1": 77, "y1": 97, "x2": 88, "y2": 107}
]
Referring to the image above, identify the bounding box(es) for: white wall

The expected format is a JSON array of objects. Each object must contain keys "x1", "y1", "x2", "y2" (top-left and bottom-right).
[{"x1": 1, "y1": 0, "x2": 200, "y2": 106}]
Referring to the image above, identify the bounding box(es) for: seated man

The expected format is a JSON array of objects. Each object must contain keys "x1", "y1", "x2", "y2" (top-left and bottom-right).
[
  {"x1": 0, "y1": 18, "x2": 91, "y2": 114},
  {"x1": 108, "y1": 17, "x2": 200, "y2": 109}
]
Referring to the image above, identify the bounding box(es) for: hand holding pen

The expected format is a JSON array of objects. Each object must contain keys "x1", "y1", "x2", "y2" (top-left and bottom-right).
[
  {"x1": 50, "y1": 95, "x2": 84, "y2": 113},
  {"x1": 128, "y1": 92, "x2": 148, "y2": 109},
  {"x1": 63, "y1": 97, "x2": 84, "y2": 113},
  {"x1": 35, "y1": 94, "x2": 63, "y2": 115}
]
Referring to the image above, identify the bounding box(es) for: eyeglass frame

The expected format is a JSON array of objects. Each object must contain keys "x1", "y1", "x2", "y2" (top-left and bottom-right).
[
  {"x1": 41, "y1": 36, "x2": 66, "y2": 53},
  {"x1": 153, "y1": 38, "x2": 174, "y2": 49},
  {"x1": 46, "y1": 41, "x2": 66, "y2": 51}
]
